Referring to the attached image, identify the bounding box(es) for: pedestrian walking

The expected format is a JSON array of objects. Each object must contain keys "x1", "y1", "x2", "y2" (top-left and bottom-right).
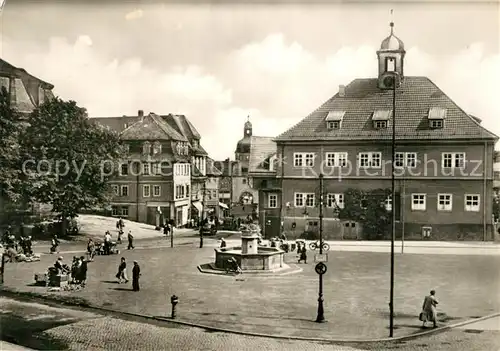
[
  {"x1": 115, "y1": 257, "x2": 128, "y2": 284},
  {"x1": 78, "y1": 256, "x2": 88, "y2": 287},
  {"x1": 298, "y1": 245, "x2": 307, "y2": 264},
  {"x1": 163, "y1": 223, "x2": 170, "y2": 238},
  {"x1": 50, "y1": 235, "x2": 59, "y2": 254},
  {"x1": 419, "y1": 290, "x2": 439, "y2": 328},
  {"x1": 127, "y1": 231, "x2": 134, "y2": 250},
  {"x1": 132, "y1": 260, "x2": 141, "y2": 291},
  {"x1": 87, "y1": 238, "x2": 96, "y2": 261},
  {"x1": 117, "y1": 229, "x2": 123, "y2": 244}
]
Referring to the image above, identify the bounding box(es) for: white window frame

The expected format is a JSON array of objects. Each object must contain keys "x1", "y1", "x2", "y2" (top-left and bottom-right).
[
  {"x1": 143, "y1": 142, "x2": 151, "y2": 155},
  {"x1": 373, "y1": 120, "x2": 387, "y2": 129},
  {"x1": 268, "y1": 194, "x2": 278, "y2": 208},
  {"x1": 153, "y1": 185, "x2": 161, "y2": 197},
  {"x1": 121, "y1": 206, "x2": 129, "y2": 217},
  {"x1": 384, "y1": 196, "x2": 392, "y2": 211},
  {"x1": 358, "y1": 152, "x2": 382, "y2": 168},
  {"x1": 411, "y1": 193, "x2": 426, "y2": 211},
  {"x1": 327, "y1": 121, "x2": 341, "y2": 130},
  {"x1": 430, "y1": 119, "x2": 443, "y2": 129},
  {"x1": 325, "y1": 152, "x2": 348, "y2": 167},
  {"x1": 294, "y1": 193, "x2": 304, "y2": 207},
  {"x1": 395, "y1": 152, "x2": 417, "y2": 168},
  {"x1": 305, "y1": 193, "x2": 315, "y2": 207},
  {"x1": 120, "y1": 185, "x2": 129, "y2": 197},
  {"x1": 326, "y1": 193, "x2": 344, "y2": 209},
  {"x1": 293, "y1": 153, "x2": 315, "y2": 167},
  {"x1": 465, "y1": 194, "x2": 480, "y2": 212},
  {"x1": 437, "y1": 193, "x2": 452, "y2": 211},
  {"x1": 120, "y1": 163, "x2": 128, "y2": 176},
  {"x1": 442, "y1": 153, "x2": 466, "y2": 169},
  {"x1": 112, "y1": 185, "x2": 119, "y2": 196},
  {"x1": 143, "y1": 185, "x2": 151, "y2": 197},
  {"x1": 143, "y1": 163, "x2": 150, "y2": 175},
  {"x1": 111, "y1": 206, "x2": 120, "y2": 216}
]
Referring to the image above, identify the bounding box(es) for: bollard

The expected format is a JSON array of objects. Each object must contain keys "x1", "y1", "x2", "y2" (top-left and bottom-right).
[{"x1": 170, "y1": 295, "x2": 179, "y2": 319}]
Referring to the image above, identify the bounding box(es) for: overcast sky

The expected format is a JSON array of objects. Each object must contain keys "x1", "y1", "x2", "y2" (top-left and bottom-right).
[{"x1": 1, "y1": 1, "x2": 499, "y2": 160}]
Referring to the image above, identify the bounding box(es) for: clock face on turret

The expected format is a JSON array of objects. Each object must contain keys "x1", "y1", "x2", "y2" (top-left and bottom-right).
[{"x1": 383, "y1": 75, "x2": 395, "y2": 88}]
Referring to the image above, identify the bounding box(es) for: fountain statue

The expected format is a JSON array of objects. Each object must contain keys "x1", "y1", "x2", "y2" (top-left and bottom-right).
[{"x1": 214, "y1": 224, "x2": 285, "y2": 271}]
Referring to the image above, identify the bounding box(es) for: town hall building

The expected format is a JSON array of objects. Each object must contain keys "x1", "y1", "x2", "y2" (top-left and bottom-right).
[{"x1": 259, "y1": 22, "x2": 498, "y2": 241}]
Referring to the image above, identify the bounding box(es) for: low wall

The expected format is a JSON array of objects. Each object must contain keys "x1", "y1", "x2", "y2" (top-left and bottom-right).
[{"x1": 214, "y1": 247, "x2": 284, "y2": 270}]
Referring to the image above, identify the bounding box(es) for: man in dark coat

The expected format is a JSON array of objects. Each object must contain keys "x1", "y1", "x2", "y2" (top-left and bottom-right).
[{"x1": 132, "y1": 261, "x2": 140, "y2": 291}]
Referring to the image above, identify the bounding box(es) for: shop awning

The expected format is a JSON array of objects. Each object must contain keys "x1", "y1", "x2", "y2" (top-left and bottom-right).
[
  {"x1": 219, "y1": 202, "x2": 229, "y2": 209},
  {"x1": 192, "y1": 201, "x2": 203, "y2": 212}
]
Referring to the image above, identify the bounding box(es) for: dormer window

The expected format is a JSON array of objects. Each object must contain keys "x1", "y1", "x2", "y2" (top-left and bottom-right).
[
  {"x1": 192, "y1": 140, "x2": 198, "y2": 148},
  {"x1": 325, "y1": 110, "x2": 345, "y2": 130},
  {"x1": 428, "y1": 107, "x2": 446, "y2": 129},
  {"x1": 143, "y1": 141, "x2": 151, "y2": 155},
  {"x1": 372, "y1": 109, "x2": 392, "y2": 129},
  {"x1": 152, "y1": 141, "x2": 162, "y2": 155}
]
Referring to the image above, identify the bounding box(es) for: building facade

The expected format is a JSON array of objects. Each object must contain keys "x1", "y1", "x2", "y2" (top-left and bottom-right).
[
  {"x1": 92, "y1": 111, "x2": 218, "y2": 226},
  {"x1": 0, "y1": 58, "x2": 55, "y2": 115},
  {"x1": 217, "y1": 118, "x2": 277, "y2": 219},
  {"x1": 0, "y1": 59, "x2": 56, "y2": 222},
  {"x1": 262, "y1": 23, "x2": 498, "y2": 241}
]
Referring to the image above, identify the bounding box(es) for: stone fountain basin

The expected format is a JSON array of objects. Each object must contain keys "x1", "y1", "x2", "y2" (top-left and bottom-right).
[{"x1": 214, "y1": 246, "x2": 284, "y2": 271}]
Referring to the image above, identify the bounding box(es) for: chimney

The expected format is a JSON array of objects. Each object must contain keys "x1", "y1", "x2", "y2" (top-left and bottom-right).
[
  {"x1": 138, "y1": 110, "x2": 144, "y2": 117},
  {"x1": 338, "y1": 85, "x2": 346, "y2": 97}
]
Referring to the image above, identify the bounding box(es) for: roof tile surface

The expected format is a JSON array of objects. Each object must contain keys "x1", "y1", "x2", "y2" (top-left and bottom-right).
[{"x1": 276, "y1": 76, "x2": 497, "y2": 142}]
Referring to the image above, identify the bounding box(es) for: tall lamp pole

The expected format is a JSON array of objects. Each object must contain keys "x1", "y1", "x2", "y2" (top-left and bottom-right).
[
  {"x1": 389, "y1": 76, "x2": 397, "y2": 337},
  {"x1": 316, "y1": 173, "x2": 325, "y2": 323},
  {"x1": 200, "y1": 181, "x2": 206, "y2": 248}
]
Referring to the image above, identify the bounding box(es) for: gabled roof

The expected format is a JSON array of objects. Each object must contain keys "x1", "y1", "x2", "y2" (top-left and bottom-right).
[
  {"x1": 163, "y1": 114, "x2": 202, "y2": 140},
  {"x1": 162, "y1": 114, "x2": 207, "y2": 155},
  {"x1": 206, "y1": 158, "x2": 222, "y2": 176},
  {"x1": 275, "y1": 76, "x2": 498, "y2": 142},
  {"x1": 120, "y1": 113, "x2": 187, "y2": 141},
  {"x1": 248, "y1": 136, "x2": 277, "y2": 173},
  {"x1": 90, "y1": 116, "x2": 140, "y2": 133}
]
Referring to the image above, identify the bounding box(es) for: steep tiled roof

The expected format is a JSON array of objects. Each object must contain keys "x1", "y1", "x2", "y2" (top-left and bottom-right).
[
  {"x1": 162, "y1": 114, "x2": 207, "y2": 155},
  {"x1": 249, "y1": 136, "x2": 277, "y2": 173},
  {"x1": 206, "y1": 158, "x2": 222, "y2": 176},
  {"x1": 275, "y1": 76, "x2": 498, "y2": 142},
  {"x1": 120, "y1": 113, "x2": 187, "y2": 141},
  {"x1": 90, "y1": 116, "x2": 140, "y2": 133}
]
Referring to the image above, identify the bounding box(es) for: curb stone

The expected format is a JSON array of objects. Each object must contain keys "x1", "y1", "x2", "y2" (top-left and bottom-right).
[{"x1": 1, "y1": 287, "x2": 498, "y2": 345}]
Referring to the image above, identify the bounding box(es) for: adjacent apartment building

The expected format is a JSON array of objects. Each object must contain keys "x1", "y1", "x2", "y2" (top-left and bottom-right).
[
  {"x1": 259, "y1": 22, "x2": 498, "y2": 241},
  {"x1": 92, "y1": 111, "x2": 218, "y2": 226}
]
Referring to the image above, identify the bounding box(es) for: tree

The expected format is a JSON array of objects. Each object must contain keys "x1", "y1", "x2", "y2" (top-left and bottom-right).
[
  {"x1": 338, "y1": 188, "x2": 392, "y2": 240},
  {"x1": 20, "y1": 97, "x2": 124, "y2": 231},
  {"x1": 0, "y1": 86, "x2": 24, "y2": 203}
]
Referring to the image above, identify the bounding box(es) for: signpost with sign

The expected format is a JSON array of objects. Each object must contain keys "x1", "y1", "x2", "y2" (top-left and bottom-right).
[{"x1": 314, "y1": 253, "x2": 328, "y2": 263}]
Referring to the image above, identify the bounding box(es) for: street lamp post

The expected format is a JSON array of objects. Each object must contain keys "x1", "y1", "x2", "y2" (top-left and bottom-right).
[
  {"x1": 200, "y1": 182, "x2": 206, "y2": 248},
  {"x1": 316, "y1": 173, "x2": 325, "y2": 323},
  {"x1": 389, "y1": 76, "x2": 397, "y2": 337}
]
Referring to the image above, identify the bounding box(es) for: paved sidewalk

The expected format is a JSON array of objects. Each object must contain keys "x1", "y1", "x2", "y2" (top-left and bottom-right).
[
  {"x1": 456, "y1": 315, "x2": 500, "y2": 331},
  {"x1": 0, "y1": 341, "x2": 34, "y2": 350}
]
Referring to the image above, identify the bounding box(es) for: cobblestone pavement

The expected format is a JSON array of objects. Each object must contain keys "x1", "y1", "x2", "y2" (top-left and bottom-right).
[{"x1": 2, "y1": 296, "x2": 500, "y2": 351}]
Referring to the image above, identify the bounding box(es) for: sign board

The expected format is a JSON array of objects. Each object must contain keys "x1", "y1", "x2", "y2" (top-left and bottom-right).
[
  {"x1": 314, "y1": 253, "x2": 328, "y2": 263},
  {"x1": 315, "y1": 262, "x2": 327, "y2": 275}
]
